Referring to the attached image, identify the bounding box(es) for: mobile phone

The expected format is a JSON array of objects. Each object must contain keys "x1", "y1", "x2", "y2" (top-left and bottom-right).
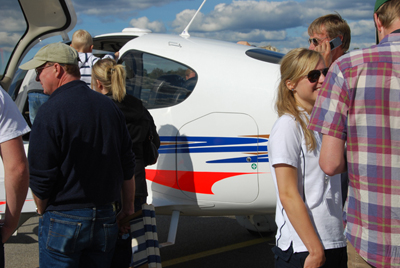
[{"x1": 330, "y1": 37, "x2": 342, "y2": 50}]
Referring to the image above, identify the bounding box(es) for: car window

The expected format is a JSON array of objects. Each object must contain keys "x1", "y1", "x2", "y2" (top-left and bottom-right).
[
  {"x1": 120, "y1": 50, "x2": 197, "y2": 109},
  {"x1": 0, "y1": 1, "x2": 27, "y2": 79}
]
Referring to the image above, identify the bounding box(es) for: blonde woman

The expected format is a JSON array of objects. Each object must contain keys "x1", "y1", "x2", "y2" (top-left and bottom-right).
[
  {"x1": 268, "y1": 48, "x2": 346, "y2": 268},
  {"x1": 91, "y1": 58, "x2": 160, "y2": 268}
]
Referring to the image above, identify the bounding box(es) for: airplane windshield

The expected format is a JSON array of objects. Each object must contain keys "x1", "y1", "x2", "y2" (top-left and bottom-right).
[{"x1": 0, "y1": 1, "x2": 27, "y2": 79}]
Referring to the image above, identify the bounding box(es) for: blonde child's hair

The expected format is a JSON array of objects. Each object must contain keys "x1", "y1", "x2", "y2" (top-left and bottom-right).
[{"x1": 71, "y1": 29, "x2": 93, "y2": 52}]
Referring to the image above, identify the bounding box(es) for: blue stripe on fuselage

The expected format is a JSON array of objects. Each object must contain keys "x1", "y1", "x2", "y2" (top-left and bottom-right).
[{"x1": 158, "y1": 136, "x2": 269, "y2": 163}]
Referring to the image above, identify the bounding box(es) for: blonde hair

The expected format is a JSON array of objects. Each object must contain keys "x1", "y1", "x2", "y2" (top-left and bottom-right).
[
  {"x1": 259, "y1": 45, "x2": 279, "y2": 52},
  {"x1": 376, "y1": 0, "x2": 400, "y2": 29},
  {"x1": 92, "y1": 58, "x2": 126, "y2": 102},
  {"x1": 308, "y1": 13, "x2": 351, "y2": 52},
  {"x1": 71, "y1": 29, "x2": 93, "y2": 52},
  {"x1": 276, "y1": 48, "x2": 322, "y2": 151}
]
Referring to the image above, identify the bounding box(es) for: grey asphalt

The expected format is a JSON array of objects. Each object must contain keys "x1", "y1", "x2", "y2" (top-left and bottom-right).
[{"x1": 5, "y1": 214, "x2": 276, "y2": 267}]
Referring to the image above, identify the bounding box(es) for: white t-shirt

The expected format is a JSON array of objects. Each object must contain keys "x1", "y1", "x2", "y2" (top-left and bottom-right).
[
  {"x1": 268, "y1": 112, "x2": 346, "y2": 253},
  {"x1": 0, "y1": 87, "x2": 30, "y2": 144},
  {"x1": 78, "y1": 52, "x2": 114, "y2": 87}
]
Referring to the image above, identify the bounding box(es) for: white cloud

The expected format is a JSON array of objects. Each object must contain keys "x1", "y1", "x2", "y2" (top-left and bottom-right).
[
  {"x1": 348, "y1": 20, "x2": 375, "y2": 36},
  {"x1": 129, "y1": 17, "x2": 166, "y2": 33},
  {"x1": 0, "y1": 8, "x2": 27, "y2": 33},
  {"x1": 172, "y1": 1, "x2": 305, "y2": 33},
  {"x1": 0, "y1": 32, "x2": 24, "y2": 52},
  {"x1": 171, "y1": 0, "x2": 376, "y2": 34}
]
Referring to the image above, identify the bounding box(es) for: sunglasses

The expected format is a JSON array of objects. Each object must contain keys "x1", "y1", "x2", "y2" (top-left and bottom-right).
[
  {"x1": 307, "y1": 68, "x2": 329, "y2": 83},
  {"x1": 35, "y1": 64, "x2": 54, "y2": 77},
  {"x1": 308, "y1": 36, "x2": 328, "y2": 47}
]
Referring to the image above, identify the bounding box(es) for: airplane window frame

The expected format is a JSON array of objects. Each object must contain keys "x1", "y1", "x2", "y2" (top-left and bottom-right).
[{"x1": 120, "y1": 50, "x2": 197, "y2": 109}]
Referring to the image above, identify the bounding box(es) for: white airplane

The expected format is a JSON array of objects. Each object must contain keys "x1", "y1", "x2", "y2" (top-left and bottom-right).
[{"x1": 0, "y1": 0, "x2": 283, "y2": 243}]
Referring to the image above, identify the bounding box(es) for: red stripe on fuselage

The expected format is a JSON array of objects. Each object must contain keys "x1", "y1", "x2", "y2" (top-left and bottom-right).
[{"x1": 146, "y1": 169, "x2": 256, "y2": 195}]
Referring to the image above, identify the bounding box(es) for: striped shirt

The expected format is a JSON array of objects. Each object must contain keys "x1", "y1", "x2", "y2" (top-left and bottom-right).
[
  {"x1": 78, "y1": 52, "x2": 114, "y2": 87},
  {"x1": 309, "y1": 31, "x2": 400, "y2": 268}
]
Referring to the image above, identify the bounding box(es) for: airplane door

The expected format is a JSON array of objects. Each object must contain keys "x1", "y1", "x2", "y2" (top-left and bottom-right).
[{"x1": 176, "y1": 113, "x2": 260, "y2": 203}]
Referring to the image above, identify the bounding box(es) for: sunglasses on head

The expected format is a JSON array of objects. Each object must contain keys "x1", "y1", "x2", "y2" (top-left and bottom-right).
[
  {"x1": 307, "y1": 68, "x2": 329, "y2": 83},
  {"x1": 308, "y1": 36, "x2": 328, "y2": 47}
]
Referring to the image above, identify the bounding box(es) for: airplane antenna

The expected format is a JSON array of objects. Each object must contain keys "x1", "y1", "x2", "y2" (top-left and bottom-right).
[{"x1": 180, "y1": 0, "x2": 206, "y2": 38}]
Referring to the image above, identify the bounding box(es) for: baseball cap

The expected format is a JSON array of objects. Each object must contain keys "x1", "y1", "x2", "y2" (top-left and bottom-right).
[
  {"x1": 374, "y1": 0, "x2": 391, "y2": 12},
  {"x1": 20, "y1": 42, "x2": 78, "y2": 70}
]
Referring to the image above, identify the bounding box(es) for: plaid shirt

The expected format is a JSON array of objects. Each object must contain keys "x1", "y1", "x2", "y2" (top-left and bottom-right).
[{"x1": 309, "y1": 31, "x2": 400, "y2": 268}]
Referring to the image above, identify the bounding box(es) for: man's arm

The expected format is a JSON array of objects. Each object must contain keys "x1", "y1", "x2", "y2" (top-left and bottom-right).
[
  {"x1": 0, "y1": 137, "x2": 29, "y2": 243},
  {"x1": 117, "y1": 175, "x2": 135, "y2": 234},
  {"x1": 319, "y1": 135, "x2": 347, "y2": 176}
]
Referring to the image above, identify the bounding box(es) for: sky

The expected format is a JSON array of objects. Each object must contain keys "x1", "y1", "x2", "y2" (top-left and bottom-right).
[
  {"x1": 2, "y1": 0, "x2": 378, "y2": 57},
  {"x1": 68, "y1": 0, "x2": 378, "y2": 53}
]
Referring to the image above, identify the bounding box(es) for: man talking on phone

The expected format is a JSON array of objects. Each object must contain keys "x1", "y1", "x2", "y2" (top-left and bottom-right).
[
  {"x1": 308, "y1": 13, "x2": 351, "y2": 67},
  {"x1": 308, "y1": 13, "x2": 351, "y2": 211}
]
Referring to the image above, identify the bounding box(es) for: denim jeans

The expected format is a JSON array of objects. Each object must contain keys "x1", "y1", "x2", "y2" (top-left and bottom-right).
[
  {"x1": 39, "y1": 205, "x2": 118, "y2": 268},
  {"x1": 28, "y1": 92, "x2": 49, "y2": 125}
]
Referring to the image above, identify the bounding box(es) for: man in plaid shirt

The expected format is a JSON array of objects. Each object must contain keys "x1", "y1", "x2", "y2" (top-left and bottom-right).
[{"x1": 308, "y1": 0, "x2": 400, "y2": 267}]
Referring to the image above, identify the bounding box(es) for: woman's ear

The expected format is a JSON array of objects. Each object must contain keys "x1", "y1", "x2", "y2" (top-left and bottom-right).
[
  {"x1": 286, "y1": 80, "x2": 295, "y2": 91},
  {"x1": 96, "y1": 79, "x2": 103, "y2": 90}
]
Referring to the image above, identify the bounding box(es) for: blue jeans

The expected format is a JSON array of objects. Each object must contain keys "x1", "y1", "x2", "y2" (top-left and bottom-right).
[
  {"x1": 39, "y1": 205, "x2": 119, "y2": 268},
  {"x1": 28, "y1": 92, "x2": 49, "y2": 125}
]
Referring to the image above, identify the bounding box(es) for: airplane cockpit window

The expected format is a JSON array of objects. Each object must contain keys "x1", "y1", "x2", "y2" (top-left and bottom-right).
[
  {"x1": 246, "y1": 48, "x2": 284, "y2": 64},
  {"x1": 0, "y1": 3, "x2": 26, "y2": 79},
  {"x1": 120, "y1": 51, "x2": 197, "y2": 109}
]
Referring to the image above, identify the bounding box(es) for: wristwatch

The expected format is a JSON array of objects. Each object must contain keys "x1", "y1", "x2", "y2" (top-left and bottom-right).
[{"x1": 35, "y1": 208, "x2": 43, "y2": 216}]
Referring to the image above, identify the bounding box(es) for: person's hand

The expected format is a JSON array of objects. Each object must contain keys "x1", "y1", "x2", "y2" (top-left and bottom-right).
[
  {"x1": 314, "y1": 40, "x2": 332, "y2": 67},
  {"x1": 0, "y1": 219, "x2": 16, "y2": 243},
  {"x1": 116, "y1": 209, "x2": 134, "y2": 236},
  {"x1": 304, "y1": 250, "x2": 326, "y2": 268}
]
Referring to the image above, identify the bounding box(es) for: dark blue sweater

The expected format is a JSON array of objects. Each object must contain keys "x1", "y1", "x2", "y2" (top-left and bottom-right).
[{"x1": 28, "y1": 80, "x2": 135, "y2": 211}]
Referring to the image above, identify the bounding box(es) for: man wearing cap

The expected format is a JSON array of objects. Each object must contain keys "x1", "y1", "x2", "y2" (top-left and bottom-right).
[
  {"x1": 308, "y1": 0, "x2": 400, "y2": 267},
  {"x1": 20, "y1": 42, "x2": 136, "y2": 268}
]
